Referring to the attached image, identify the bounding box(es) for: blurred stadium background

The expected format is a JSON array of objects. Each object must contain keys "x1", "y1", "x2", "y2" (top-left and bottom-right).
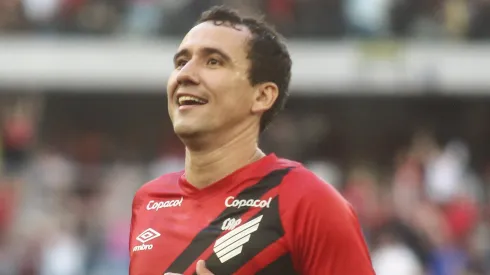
[{"x1": 1, "y1": 0, "x2": 490, "y2": 274}]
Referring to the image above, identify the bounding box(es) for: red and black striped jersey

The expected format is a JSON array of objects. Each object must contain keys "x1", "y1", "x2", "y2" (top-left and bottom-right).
[{"x1": 129, "y1": 154, "x2": 375, "y2": 275}]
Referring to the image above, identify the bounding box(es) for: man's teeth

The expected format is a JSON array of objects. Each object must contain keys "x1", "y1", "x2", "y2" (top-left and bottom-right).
[{"x1": 178, "y1": 96, "x2": 206, "y2": 105}]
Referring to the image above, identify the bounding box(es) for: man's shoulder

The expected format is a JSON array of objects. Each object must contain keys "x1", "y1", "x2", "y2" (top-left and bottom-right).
[
  {"x1": 134, "y1": 170, "x2": 184, "y2": 198},
  {"x1": 278, "y1": 161, "x2": 346, "y2": 206},
  {"x1": 273, "y1": 156, "x2": 302, "y2": 170},
  {"x1": 276, "y1": 159, "x2": 327, "y2": 188},
  {"x1": 278, "y1": 162, "x2": 356, "y2": 228}
]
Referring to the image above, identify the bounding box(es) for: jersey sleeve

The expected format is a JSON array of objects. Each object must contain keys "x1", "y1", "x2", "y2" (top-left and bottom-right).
[
  {"x1": 279, "y1": 168, "x2": 375, "y2": 275},
  {"x1": 129, "y1": 188, "x2": 144, "y2": 255}
]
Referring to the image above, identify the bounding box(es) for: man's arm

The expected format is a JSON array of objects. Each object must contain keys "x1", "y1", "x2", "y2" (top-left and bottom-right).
[
  {"x1": 165, "y1": 260, "x2": 213, "y2": 275},
  {"x1": 280, "y1": 168, "x2": 375, "y2": 275},
  {"x1": 129, "y1": 194, "x2": 138, "y2": 256},
  {"x1": 129, "y1": 188, "x2": 144, "y2": 256}
]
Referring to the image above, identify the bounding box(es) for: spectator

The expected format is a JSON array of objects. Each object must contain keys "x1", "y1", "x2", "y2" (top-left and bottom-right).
[
  {"x1": 265, "y1": 0, "x2": 295, "y2": 36},
  {"x1": 468, "y1": 0, "x2": 490, "y2": 39},
  {"x1": 425, "y1": 140, "x2": 469, "y2": 205},
  {"x1": 443, "y1": 0, "x2": 470, "y2": 39},
  {"x1": 124, "y1": 0, "x2": 164, "y2": 36},
  {"x1": 371, "y1": 227, "x2": 424, "y2": 275},
  {"x1": 344, "y1": 0, "x2": 394, "y2": 37},
  {"x1": 22, "y1": 0, "x2": 61, "y2": 32},
  {"x1": 0, "y1": 0, "x2": 28, "y2": 32},
  {"x1": 73, "y1": 0, "x2": 123, "y2": 35}
]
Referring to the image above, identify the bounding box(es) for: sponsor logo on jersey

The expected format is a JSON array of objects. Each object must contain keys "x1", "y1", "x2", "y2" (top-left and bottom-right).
[
  {"x1": 132, "y1": 228, "x2": 161, "y2": 252},
  {"x1": 221, "y1": 217, "x2": 242, "y2": 231},
  {"x1": 225, "y1": 196, "x2": 272, "y2": 209},
  {"x1": 146, "y1": 197, "x2": 183, "y2": 211},
  {"x1": 214, "y1": 215, "x2": 263, "y2": 263}
]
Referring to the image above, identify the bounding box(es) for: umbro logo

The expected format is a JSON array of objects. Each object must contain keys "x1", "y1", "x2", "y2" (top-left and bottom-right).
[
  {"x1": 133, "y1": 228, "x2": 161, "y2": 252},
  {"x1": 214, "y1": 215, "x2": 263, "y2": 263},
  {"x1": 137, "y1": 228, "x2": 161, "y2": 243}
]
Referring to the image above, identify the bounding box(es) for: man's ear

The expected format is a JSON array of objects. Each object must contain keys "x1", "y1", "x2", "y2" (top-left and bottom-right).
[{"x1": 251, "y1": 82, "x2": 279, "y2": 114}]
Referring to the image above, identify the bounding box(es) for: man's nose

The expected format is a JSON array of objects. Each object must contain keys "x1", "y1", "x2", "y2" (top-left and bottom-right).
[{"x1": 176, "y1": 61, "x2": 200, "y2": 86}]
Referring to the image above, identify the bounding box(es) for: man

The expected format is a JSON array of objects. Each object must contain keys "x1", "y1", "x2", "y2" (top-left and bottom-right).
[{"x1": 129, "y1": 5, "x2": 375, "y2": 275}]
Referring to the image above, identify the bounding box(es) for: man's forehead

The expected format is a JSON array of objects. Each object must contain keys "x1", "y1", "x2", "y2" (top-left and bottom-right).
[{"x1": 179, "y1": 22, "x2": 251, "y2": 52}]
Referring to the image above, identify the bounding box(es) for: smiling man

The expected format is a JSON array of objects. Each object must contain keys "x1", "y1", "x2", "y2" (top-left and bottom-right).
[{"x1": 129, "y1": 5, "x2": 375, "y2": 275}]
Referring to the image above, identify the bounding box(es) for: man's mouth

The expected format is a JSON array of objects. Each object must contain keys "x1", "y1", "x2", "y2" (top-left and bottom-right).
[{"x1": 177, "y1": 95, "x2": 208, "y2": 106}]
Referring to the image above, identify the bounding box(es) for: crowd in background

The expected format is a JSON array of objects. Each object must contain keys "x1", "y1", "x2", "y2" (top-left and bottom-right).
[
  {"x1": 0, "y1": 95, "x2": 489, "y2": 275},
  {"x1": 0, "y1": 0, "x2": 490, "y2": 39}
]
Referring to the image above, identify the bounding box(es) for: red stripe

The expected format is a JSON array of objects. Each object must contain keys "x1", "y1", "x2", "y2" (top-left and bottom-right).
[
  {"x1": 234, "y1": 238, "x2": 289, "y2": 275},
  {"x1": 182, "y1": 187, "x2": 280, "y2": 275}
]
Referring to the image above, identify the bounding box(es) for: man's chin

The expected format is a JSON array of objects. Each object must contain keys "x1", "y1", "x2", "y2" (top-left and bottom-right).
[{"x1": 173, "y1": 124, "x2": 202, "y2": 139}]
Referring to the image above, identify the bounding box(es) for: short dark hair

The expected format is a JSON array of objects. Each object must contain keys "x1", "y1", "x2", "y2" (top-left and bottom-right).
[{"x1": 197, "y1": 6, "x2": 292, "y2": 133}]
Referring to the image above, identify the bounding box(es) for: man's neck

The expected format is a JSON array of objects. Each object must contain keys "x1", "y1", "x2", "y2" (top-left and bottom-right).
[{"x1": 183, "y1": 126, "x2": 264, "y2": 189}]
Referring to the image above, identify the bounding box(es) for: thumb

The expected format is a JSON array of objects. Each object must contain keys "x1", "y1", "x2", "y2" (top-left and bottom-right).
[{"x1": 196, "y1": 260, "x2": 213, "y2": 275}]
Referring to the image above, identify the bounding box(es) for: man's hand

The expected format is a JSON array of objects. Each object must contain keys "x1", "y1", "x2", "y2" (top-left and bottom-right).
[{"x1": 165, "y1": 260, "x2": 214, "y2": 275}]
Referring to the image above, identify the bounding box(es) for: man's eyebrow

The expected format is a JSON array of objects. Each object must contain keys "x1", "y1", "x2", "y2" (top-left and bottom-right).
[
  {"x1": 173, "y1": 49, "x2": 190, "y2": 64},
  {"x1": 200, "y1": 47, "x2": 232, "y2": 63},
  {"x1": 173, "y1": 47, "x2": 232, "y2": 64}
]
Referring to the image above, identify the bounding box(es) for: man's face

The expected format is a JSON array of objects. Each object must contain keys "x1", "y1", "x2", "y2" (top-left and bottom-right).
[{"x1": 167, "y1": 22, "x2": 256, "y2": 138}]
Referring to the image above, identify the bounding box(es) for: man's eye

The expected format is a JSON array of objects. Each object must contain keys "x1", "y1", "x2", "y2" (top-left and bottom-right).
[
  {"x1": 207, "y1": 58, "x2": 220, "y2": 66},
  {"x1": 176, "y1": 60, "x2": 188, "y2": 68}
]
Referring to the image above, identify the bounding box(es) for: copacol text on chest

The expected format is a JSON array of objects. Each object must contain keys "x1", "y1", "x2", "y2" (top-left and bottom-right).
[
  {"x1": 146, "y1": 197, "x2": 184, "y2": 211},
  {"x1": 224, "y1": 196, "x2": 272, "y2": 208}
]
